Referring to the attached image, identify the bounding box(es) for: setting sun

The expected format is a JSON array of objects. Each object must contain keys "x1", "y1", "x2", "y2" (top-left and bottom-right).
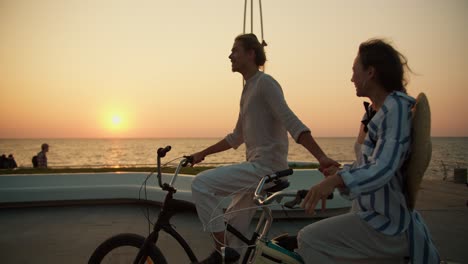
[
  {"x1": 102, "y1": 111, "x2": 130, "y2": 135},
  {"x1": 109, "y1": 114, "x2": 124, "y2": 131},
  {"x1": 112, "y1": 115, "x2": 122, "y2": 126},
  {"x1": 99, "y1": 104, "x2": 134, "y2": 137}
]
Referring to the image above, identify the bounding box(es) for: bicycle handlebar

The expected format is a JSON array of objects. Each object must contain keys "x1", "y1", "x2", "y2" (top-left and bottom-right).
[
  {"x1": 156, "y1": 146, "x2": 333, "y2": 209},
  {"x1": 182, "y1": 155, "x2": 194, "y2": 167},
  {"x1": 156, "y1": 146, "x2": 194, "y2": 192},
  {"x1": 254, "y1": 170, "x2": 334, "y2": 209},
  {"x1": 264, "y1": 168, "x2": 294, "y2": 183},
  {"x1": 254, "y1": 169, "x2": 293, "y2": 205},
  {"x1": 157, "y1": 145, "x2": 172, "y2": 157}
]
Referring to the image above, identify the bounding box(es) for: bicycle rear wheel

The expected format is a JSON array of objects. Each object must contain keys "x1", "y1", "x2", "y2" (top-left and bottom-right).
[{"x1": 88, "y1": 233, "x2": 167, "y2": 264}]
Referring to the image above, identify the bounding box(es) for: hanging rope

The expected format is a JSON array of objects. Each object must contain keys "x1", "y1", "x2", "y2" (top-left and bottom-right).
[
  {"x1": 243, "y1": 0, "x2": 247, "y2": 34},
  {"x1": 251, "y1": 0, "x2": 254, "y2": 33},
  {"x1": 259, "y1": 0, "x2": 264, "y2": 42},
  {"x1": 243, "y1": 0, "x2": 265, "y2": 44},
  {"x1": 242, "y1": 0, "x2": 268, "y2": 75}
]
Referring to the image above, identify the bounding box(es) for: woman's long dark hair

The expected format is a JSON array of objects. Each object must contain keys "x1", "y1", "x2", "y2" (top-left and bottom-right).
[{"x1": 359, "y1": 39, "x2": 412, "y2": 93}]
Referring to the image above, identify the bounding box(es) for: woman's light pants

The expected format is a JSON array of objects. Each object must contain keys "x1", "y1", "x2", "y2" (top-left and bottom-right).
[{"x1": 297, "y1": 212, "x2": 408, "y2": 264}]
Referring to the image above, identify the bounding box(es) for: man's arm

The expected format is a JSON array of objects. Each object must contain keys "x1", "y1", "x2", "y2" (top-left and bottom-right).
[
  {"x1": 259, "y1": 77, "x2": 338, "y2": 169},
  {"x1": 191, "y1": 138, "x2": 232, "y2": 165},
  {"x1": 297, "y1": 131, "x2": 340, "y2": 169}
]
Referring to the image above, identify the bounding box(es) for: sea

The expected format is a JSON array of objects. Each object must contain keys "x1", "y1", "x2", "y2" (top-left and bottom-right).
[{"x1": 1, "y1": 137, "x2": 467, "y2": 181}]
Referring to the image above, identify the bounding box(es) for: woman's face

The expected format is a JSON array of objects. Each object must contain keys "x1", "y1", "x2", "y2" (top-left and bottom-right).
[{"x1": 351, "y1": 55, "x2": 370, "y2": 97}]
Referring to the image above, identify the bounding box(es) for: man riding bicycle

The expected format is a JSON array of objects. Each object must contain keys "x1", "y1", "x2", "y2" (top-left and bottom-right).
[{"x1": 189, "y1": 33, "x2": 338, "y2": 263}]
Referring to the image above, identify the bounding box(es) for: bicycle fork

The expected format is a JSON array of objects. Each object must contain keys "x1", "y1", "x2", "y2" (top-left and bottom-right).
[{"x1": 132, "y1": 231, "x2": 160, "y2": 264}]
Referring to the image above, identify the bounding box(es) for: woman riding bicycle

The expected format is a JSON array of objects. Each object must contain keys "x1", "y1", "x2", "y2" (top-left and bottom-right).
[{"x1": 297, "y1": 39, "x2": 440, "y2": 264}]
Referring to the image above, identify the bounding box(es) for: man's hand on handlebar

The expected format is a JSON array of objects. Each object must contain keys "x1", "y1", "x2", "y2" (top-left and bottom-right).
[
  {"x1": 321, "y1": 165, "x2": 340, "y2": 177},
  {"x1": 318, "y1": 156, "x2": 340, "y2": 174},
  {"x1": 188, "y1": 151, "x2": 206, "y2": 166}
]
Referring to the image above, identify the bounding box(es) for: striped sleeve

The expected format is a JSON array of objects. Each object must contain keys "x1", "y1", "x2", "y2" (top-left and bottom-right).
[
  {"x1": 337, "y1": 163, "x2": 355, "y2": 200},
  {"x1": 338, "y1": 97, "x2": 408, "y2": 196}
]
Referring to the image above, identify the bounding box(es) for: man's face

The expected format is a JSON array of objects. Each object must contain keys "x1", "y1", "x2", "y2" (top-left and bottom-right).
[{"x1": 228, "y1": 40, "x2": 252, "y2": 73}]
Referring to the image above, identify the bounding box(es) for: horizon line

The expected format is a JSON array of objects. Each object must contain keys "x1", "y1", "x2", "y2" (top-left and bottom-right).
[{"x1": 1, "y1": 136, "x2": 467, "y2": 140}]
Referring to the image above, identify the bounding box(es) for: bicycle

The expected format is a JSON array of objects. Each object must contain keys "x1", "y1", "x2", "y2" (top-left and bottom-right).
[{"x1": 89, "y1": 145, "x2": 326, "y2": 264}]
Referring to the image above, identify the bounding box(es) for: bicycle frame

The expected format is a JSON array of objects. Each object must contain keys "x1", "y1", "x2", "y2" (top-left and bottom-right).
[
  {"x1": 243, "y1": 174, "x2": 302, "y2": 263},
  {"x1": 132, "y1": 152, "x2": 260, "y2": 263},
  {"x1": 133, "y1": 147, "x2": 298, "y2": 264}
]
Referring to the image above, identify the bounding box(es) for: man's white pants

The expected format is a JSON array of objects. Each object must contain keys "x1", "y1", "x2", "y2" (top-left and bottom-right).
[{"x1": 191, "y1": 162, "x2": 272, "y2": 249}]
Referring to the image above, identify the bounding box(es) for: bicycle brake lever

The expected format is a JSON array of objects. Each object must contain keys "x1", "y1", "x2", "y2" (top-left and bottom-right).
[
  {"x1": 284, "y1": 197, "x2": 300, "y2": 209},
  {"x1": 284, "y1": 190, "x2": 307, "y2": 209},
  {"x1": 272, "y1": 195, "x2": 283, "y2": 203},
  {"x1": 283, "y1": 190, "x2": 333, "y2": 209},
  {"x1": 182, "y1": 156, "x2": 194, "y2": 167}
]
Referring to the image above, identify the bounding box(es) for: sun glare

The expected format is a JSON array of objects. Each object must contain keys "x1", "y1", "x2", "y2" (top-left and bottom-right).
[
  {"x1": 112, "y1": 115, "x2": 122, "y2": 126},
  {"x1": 108, "y1": 113, "x2": 125, "y2": 132},
  {"x1": 100, "y1": 106, "x2": 133, "y2": 136}
]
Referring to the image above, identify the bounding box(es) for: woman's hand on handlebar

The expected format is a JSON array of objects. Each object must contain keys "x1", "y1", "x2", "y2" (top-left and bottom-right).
[{"x1": 301, "y1": 174, "x2": 344, "y2": 215}]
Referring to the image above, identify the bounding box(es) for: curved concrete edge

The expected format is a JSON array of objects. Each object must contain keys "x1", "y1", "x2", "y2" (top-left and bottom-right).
[{"x1": 0, "y1": 170, "x2": 351, "y2": 216}]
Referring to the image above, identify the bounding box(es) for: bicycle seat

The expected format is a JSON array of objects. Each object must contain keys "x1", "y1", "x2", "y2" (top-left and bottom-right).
[
  {"x1": 264, "y1": 179, "x2": 290, "y2": 194},
  {"x1": 272, "y1": 234, "x2": 298, "y2": 251}
]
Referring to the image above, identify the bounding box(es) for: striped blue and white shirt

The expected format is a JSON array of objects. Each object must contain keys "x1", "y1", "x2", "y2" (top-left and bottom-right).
[{"x1": 338, "y1": 91, "x2": 440, "y2": 264}]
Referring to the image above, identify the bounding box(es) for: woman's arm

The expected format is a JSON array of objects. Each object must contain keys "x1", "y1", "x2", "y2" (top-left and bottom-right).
[{"x1": 338, "y1": 99, "x2": 411, "y2": 197}]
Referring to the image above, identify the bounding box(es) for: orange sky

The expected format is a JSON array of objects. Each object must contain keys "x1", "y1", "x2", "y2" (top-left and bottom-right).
[{"x1": 0, "y1": 0, "x2": 467, "y2": 138}]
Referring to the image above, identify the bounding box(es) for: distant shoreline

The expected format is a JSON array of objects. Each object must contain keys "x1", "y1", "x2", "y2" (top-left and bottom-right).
[
  {"x1": 1, "y1": 138, "x2": 465, "y2": 182},
  {"x1": 1, "y1": 136, "x2": 467, "y2": 140},
  {"x1": 0, "y1": 166, "x2": 213, "y2": 175},
  {"x1": 0, "y1": 163, "x2": 320, "y2": 175}
]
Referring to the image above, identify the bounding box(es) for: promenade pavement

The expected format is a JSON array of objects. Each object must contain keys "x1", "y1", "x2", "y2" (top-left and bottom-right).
[{"x1": 0, "y1": 180, "x2": 466, "y2": 263}]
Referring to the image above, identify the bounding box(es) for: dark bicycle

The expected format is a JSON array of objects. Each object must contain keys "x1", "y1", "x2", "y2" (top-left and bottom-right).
[{"x1": 88, "y1": 146, "x2": 327, "y2": 264}]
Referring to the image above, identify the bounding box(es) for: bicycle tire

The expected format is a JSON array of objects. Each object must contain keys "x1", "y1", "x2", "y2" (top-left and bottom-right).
[{"x1": 88, "y1": 233, "x2": 167, "y2": 264}]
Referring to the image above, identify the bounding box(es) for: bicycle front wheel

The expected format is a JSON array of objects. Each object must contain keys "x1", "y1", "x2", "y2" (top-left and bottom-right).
[{"x1": 88, "y1": 233, "x2": 167, "y2": 264}]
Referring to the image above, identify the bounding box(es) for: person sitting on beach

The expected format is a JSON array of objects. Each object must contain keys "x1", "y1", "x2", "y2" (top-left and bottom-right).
[
  {"x1": 296, "y1": 39, "x2": 440, "y2": 264},
  {"x1": 7, "y1": 154, "x2": 18, "y2": 169},
  {"x1": 0, "y1": 154, "x2": 8, "y2": 169},
  {"x1": 36, "y1": 143, "x2": 49, "y2": 169},
  {"x1": 189, "y1": 33, "x2": 339, "y2": 263}
]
